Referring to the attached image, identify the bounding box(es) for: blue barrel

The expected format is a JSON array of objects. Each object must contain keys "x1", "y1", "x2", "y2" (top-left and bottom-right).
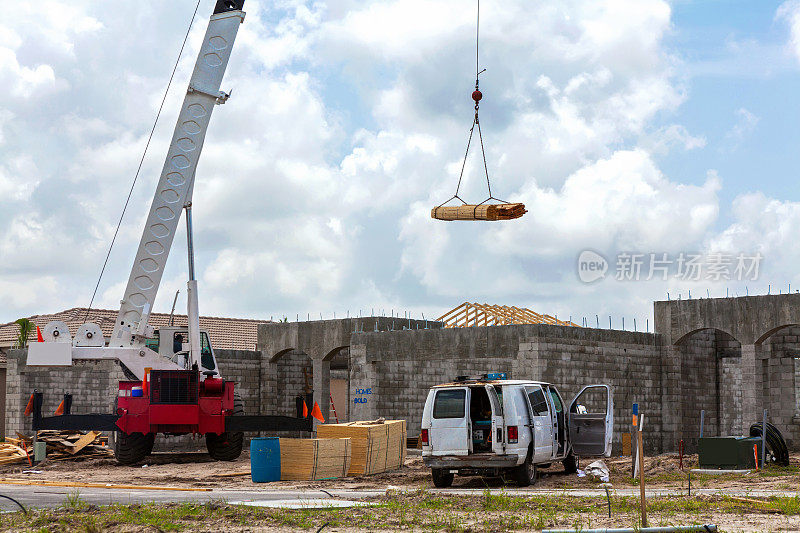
[{"x1": 250, "y1": 437, "x2": 280, "y2": 482}]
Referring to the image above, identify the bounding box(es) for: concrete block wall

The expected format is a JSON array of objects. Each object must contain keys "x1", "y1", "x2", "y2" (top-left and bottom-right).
[
  {"x1": 675, "y1": 329, "x2": 745, "y2": 449},
  {"x1": 374, "y1": 357, "x2": 514, "y2": 433},
  {"x1": 762, "y1": 327, "x2": 800, "y2": 448},
  {"x1": 5, "y1": 349, "x2": 125, "y2": 437},
  {"x1": 719, "y1": 357, "x2": 742, "y2": 436},
  {"x1": 715, "y1": 329, "x2": 743, "y2": 438},
  {"x1": 532, "y1": 330, "x2": 663, "y2": 452},
  {"x1": 679, "y1": 330, "x2": 720, "y2": 447},
  {"x1": 350, "y1": 324, "x2": 666, "y2": 453},
  {"x1": 272, "y1": 350, "x2": 312, "y2": 417},
  {"x1": 215, "y1": 349, "x2": 261, "y2": 416}
]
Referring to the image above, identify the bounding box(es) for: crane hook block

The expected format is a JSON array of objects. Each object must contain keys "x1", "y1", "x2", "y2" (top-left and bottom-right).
[
  {"x1": 472, "y1": 90, "x2": 483, "y2": 103},
  {"x1": 214, "y1": 0, "x2": 245, "y2": 14}
]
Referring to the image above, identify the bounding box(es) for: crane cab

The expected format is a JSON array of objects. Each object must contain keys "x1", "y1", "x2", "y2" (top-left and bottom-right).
[{"x1": 145, "y1": 326, "x2": 219, "y2": 377}]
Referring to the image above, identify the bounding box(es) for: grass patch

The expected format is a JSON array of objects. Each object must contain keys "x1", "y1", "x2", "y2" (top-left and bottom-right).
[{"x1": 0, "y1": 493, "x2": 798, "y2": 532}]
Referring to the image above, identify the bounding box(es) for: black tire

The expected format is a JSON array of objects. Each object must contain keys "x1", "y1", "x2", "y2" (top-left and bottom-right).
[
  {"x1": 114, "y1": 431, "x2": 155, "y2": 465},
  {"x1": 112, "y1": 398, "x2": 154, "y2": 465},
  {"x1": 563, "y1": 451, "x2": 578, "y2": 474},
  {"x1": 206, "y1": 393, "x2": 244, "y2": 461},
  {"x1": 512, "y1": 451, "x2": 537, "y2": 487},
  {"x1": 431, "y1": 468, "x2": 454, "y2": 488},
  {"x1": 145, "y1": 434, "x2": 156, "y2": 456},
  {"x1": 750, "y1": 422, "x2": 790, "y2": 466}
]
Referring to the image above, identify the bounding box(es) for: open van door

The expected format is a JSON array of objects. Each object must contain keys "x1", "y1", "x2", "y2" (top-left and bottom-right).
[
  {"x1": 524, "y1": 385, "x2": 554, "y2": 462},
  {"x1": 485, "y1": 385, "x2": 505, "y2": 454},
  {"x1": 430, "y1": 388, "x2": 471, "y2": 456},
  {"x1": 568, "y1": 385, "x2": 613, "y2": 457}
]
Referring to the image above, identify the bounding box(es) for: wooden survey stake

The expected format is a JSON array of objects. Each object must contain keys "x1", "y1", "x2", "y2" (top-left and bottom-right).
[
  {"x1": 631, "y1": 403, "x2": 639, "y2": 477},
  {"x1": 637, "y1": 427, "x2": 648, "y2": 528}
]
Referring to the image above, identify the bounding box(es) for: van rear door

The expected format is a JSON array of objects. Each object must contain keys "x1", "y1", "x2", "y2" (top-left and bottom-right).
[
  {"x1": 568, "y1": 385, "x2": 613, "y2": 457},
  {"x1": 430, "y1": 387, "x2": 471, "y2": 456},
  {"x1": 524, "y1": 385, "x2": 554, "y2": 462},
  {"x1": 485, "y1": 385, "x2": 505, "y2": 454}
]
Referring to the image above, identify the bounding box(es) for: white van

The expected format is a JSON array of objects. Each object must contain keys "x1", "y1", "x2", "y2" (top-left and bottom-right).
[{"x1": 420, "y1": 373, "x2": 613, "y2": 487}]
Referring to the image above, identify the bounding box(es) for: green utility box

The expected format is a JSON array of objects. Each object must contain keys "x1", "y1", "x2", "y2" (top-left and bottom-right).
[
  {"x1": 698, "y1": 436, "x2": 762, "y2": 469},
  {"x1": 34, "y1": 441, "x2": 47, "y2": 463}
]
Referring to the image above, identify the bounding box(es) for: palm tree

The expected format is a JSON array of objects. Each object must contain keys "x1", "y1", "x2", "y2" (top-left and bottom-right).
[{"x1": 15, "y1": 318, "x2": 34, "y2": 349}]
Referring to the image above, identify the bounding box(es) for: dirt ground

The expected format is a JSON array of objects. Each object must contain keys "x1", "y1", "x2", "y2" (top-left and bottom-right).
[{"x1": 1, "y1": 448, "x2": 799, "y2": 493}]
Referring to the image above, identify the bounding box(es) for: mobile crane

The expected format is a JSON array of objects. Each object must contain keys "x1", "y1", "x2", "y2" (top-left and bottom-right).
[{"x1": 26, "y1": 0, "x2": 312, "y2": 464}]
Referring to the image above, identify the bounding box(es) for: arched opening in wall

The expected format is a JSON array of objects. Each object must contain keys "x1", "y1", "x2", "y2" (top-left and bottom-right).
[
  {"x1": 675, "y1": 328, "x2": 742, "y2": 449},
  {"x1": 755, "y1": 324, "x2": 800, "y2": 450},
  {"x1": 325, "y1": 346, "x2": 350, "y2": 423},
  {"x1": 270, "y1": 349, "x2": 313, "y2": 421}
]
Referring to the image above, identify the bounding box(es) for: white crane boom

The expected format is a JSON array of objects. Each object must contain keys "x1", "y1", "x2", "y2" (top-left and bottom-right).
[
  {"x1": 26, "y1": 1, "x2": 246, "y2": 380},
  {"x1": 111, "y1": 1, "x2": 245, "y2": 353}
]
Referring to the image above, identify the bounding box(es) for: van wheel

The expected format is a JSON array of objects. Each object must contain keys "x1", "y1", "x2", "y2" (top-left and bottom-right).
[
  {"x1": 513, "y1": 454, "x2": 537, "y2": 486},
  {"x1": 431, "y1": 468, "x2": 454, "y2": 488},
  {"x1": 563, "y1": 452, "x2": 578, "y2": 474}
]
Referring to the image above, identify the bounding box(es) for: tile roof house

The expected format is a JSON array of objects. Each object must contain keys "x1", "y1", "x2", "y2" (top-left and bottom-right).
[{"x1": 0, "y1": 308, "x2": 271, "y2": 354}]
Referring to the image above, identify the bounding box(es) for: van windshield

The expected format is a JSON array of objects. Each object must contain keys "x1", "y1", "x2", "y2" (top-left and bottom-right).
[{"x1": 433, "y1": 389, "x2": 466, "y2": 419}]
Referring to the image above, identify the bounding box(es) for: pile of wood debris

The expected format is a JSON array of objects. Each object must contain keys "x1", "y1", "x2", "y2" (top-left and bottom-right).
[
  {"x1": 0, "y1": 442, "x2": 28, "y2": 465},
  {"x1": 4, "y1": 431, "x2": 112, "y2": 464}
]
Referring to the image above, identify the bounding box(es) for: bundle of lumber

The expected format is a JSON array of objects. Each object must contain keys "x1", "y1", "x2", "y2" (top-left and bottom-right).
[
  {"x1": 317, "y1": 419, "x2": 407, "y2": 475},
  {"x1": 14, "y1": 431, "x2": 111, "y2": 460},
  {"x1": 431, "y1": 202, "x2": 526, "y2": 221},
  {"x1": 279, "y1": 438, "x2": 351, "y2": 481},
  {"x1": 0, "y1": 442, "x2": 28, "y2": 465}
]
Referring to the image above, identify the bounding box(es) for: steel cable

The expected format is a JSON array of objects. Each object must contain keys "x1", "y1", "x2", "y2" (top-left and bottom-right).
[{"x1": 85, "y1": 0, "x2": 203, "y2": 321}]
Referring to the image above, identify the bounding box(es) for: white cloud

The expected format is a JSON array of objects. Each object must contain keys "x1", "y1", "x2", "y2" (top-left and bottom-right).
[
  {"x1": 778, "y1": 0, "x2": 800, "y2": 63},
  {"x1": 0, "y1": 0, "x2": 790, "y2": 330},
  {"x1": 0, "y1": 48, "x2": 60, "y2": 99},
  {"x1": 711, "y1": 193, "x2": 800, "y2": 260},
  {"x1": 0, "y1": 156, "x2": 38, "y2": 202},
  {"x1": 399, "y1": 149, "x2": 720, "y2": 295},
  {"x1": 641, "y1": 124, "x2": 707, "y2": 155},
  {"x1": 722, "y1": 107, "x2": 759, "y2": 151}
]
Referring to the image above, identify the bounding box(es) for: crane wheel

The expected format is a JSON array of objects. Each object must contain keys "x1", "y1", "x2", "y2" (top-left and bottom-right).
[
  {"x1": 112, "y1": 398, "x2": 155, "y2": 465},
  {"x1": 206, "y1": 393, "x2": 244, "y2": 461},
  {"x1": 114, "y1": 431, "x2": 155, "y2": 465}
]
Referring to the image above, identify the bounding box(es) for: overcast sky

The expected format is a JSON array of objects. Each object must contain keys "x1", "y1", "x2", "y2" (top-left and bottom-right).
[{"x1": 2, "y1": 0, "x2": 800, "y2": 330}]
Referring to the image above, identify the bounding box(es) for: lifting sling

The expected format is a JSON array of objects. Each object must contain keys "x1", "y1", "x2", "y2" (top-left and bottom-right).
[{"x1": 432, "y1": 0, "x2": 526, "y2": 222}]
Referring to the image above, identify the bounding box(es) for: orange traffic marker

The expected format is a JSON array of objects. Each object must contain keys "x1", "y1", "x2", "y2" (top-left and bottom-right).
[
  {"x1": 311, "y1": 401, "x2": 325, "y2": 423},
  {"x1": 23, "y1": 394, "x2": 34, "y2": 416}
]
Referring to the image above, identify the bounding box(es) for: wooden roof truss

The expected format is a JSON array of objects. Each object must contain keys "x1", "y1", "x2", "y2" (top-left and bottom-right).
[{"x1": 436, "y1": 302, "x2": 579, "y2": 329}]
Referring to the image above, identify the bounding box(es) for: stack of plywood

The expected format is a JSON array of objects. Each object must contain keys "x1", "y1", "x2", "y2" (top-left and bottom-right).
[
  {"x1": 279, "y1": 438, "x2": 351, "y2": 481},
  {"x1": 431, "y1": 203, "x2": 527, "y2": 221},
  {"x1": 317, "y1": 420, "x2": 407, "y2": 475}
]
